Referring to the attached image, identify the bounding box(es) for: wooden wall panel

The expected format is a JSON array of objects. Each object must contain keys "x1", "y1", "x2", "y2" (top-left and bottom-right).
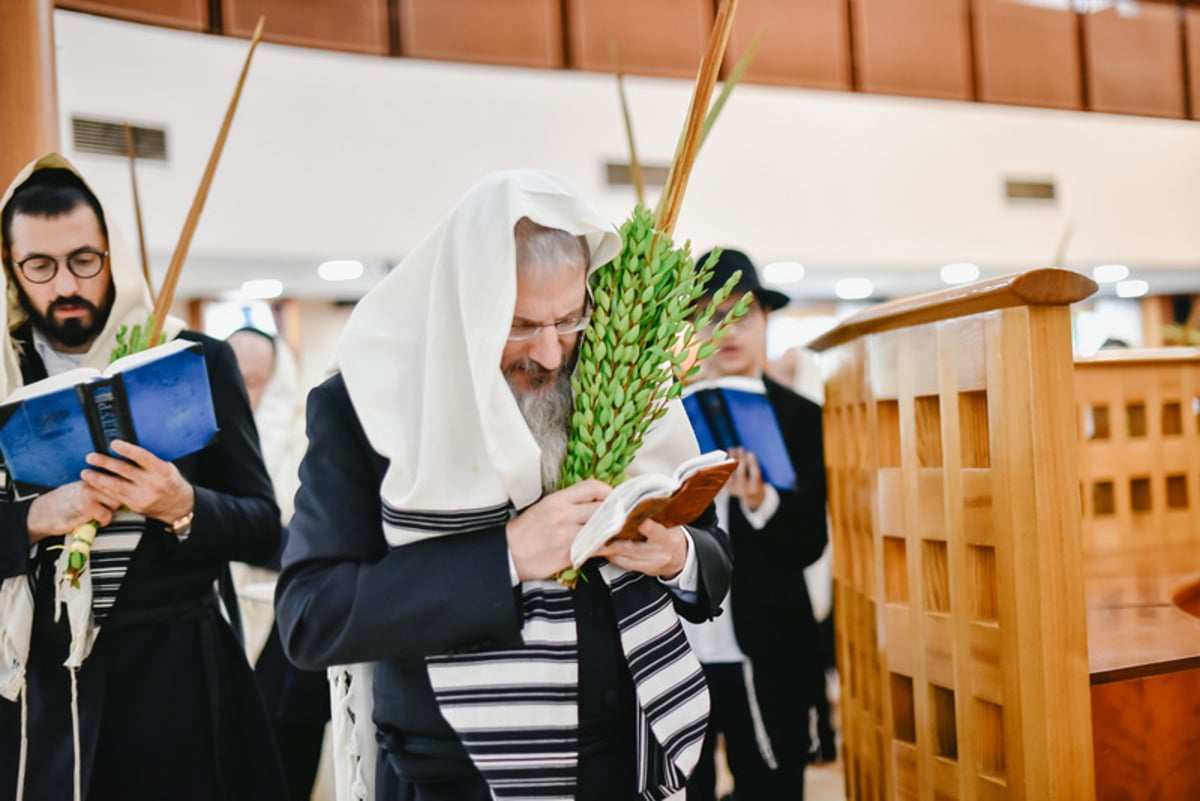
[
  {"x1": 57, "y1": 0, "x2": 206, "y2": 31},
  {"x1": 399, "y1": 0, "x2": 563, "y2": 69},
  {"x1": 972, "y1": 0, "x2": 1081, "y2": 110},
  {"x1": 851, "y1": 0, "x2": 973, "y2": 100},
  {"x1": 1083, "y1": 2, "x2": 1185, "y2": 119},
  {"x1": 3, "y1": 0, "x2": 60, "y2": 188},
  {"x1": 724, "y1": 0, "x2": 851, "y2": 90},
  {"x1": 222, "y1": 0, "x2": 388, "y2": 56},
  {"x1": 566, "y1": 0, "x2": 712, "y2": 79},
  {"x1": 1186, "y1": 7, "x2": 1200, "y2": 120}
]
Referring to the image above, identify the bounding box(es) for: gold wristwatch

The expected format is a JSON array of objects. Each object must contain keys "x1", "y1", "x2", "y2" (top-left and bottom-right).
[{"x1": 165, "y1": 509, "x2": 195, "y2": 538}]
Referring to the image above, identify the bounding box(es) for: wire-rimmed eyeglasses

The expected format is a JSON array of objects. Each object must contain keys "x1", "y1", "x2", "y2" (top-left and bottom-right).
[{"x1": 507, "y1": 312, "x2": 591, "y2": 342}]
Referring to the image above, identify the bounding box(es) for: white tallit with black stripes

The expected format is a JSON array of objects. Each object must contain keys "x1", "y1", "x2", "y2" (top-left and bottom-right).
[
  {"x1": 0, "y1": 154, "x2": 183, "y2": 703},
  {"x1": 334, "y1": 170, "x2": 711, "y2": 801}
]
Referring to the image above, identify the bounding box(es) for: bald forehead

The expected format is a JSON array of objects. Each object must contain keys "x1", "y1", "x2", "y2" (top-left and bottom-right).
[{"x1": 227, "y1": 331, "x2": 275, "y2": 372}]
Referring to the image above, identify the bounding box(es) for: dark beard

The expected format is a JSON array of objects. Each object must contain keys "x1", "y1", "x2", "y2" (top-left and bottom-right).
[
  {"x1": 505, "y1": 360, "x2": 574, "y2": 494},
  {"x1": 18, "y1": 281, "x2": 116, "y2": 349}
]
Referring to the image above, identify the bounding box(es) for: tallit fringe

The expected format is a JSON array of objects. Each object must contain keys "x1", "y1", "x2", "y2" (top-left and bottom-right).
[
  {"x1": 741, "y1": 659, "x2": 778, "y2": 770},
  {"x1": 329, "y1": 663, "x2": 376, "y2": 801},
  {"x1": 70, "y1": 666, "x2": 81, "y2": 801},
  {"x1": 16, "y1": 688, "x2": 27, "y2": 801}
]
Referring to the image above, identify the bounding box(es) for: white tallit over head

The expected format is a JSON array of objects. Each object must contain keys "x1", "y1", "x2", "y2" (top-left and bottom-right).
[
  {"x1": 340, "y1": 169, "x2": 629, "y2": 537},
  {"x1": 1, "y1": 154, "x2": 184, "y2": 389}
]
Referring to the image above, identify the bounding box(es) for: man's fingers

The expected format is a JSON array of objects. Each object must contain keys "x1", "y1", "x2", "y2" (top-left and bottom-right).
[
  {"x1": 561, "y1": 479, "x2": 612, "y2": 503},
  {"x1": 742, "y1": 451, "x2": 761, "y2": 484},
  {"x1": 84, "y1": 452, "x2": 139, "y2": 481},
  {"x1": 109, "y1": 439, "x2": 158, "y2": 467},
  {"x1": 573, "y1": 500, "x2": 606, "y2": 525}
]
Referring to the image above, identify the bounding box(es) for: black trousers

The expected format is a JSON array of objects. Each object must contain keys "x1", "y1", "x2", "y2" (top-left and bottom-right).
[{"x1": 686, "y1": 661, "x2": 808, "y2": 801}]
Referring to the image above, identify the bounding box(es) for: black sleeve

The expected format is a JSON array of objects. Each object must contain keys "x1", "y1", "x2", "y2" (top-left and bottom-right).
[
  {"x1": 0, "y1": 463, "x2": 33, "y2": 579},
  {"x1": 674, "y1": 502, "x2": 733, "y2": 623},
  {"x1": 275, "y1": 376, "x2": 523, "y2": 672},
  {"x1": 176, "y1": 334, "x2": 281, "y2": 566}
]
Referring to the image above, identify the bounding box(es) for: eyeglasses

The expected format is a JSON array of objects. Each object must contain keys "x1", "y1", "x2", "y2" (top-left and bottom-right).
[
  {"x1": 12, "y1": 248, "x2": 108, "y2": 284},
  {"x1": 507, "y1": 312, "x2": 591, "y2": 341}
]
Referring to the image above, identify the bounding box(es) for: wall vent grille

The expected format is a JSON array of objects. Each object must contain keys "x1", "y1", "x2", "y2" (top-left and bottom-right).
[
  {"x1": 1005, "y1": 178, "x2": 1055, "y2": 201},
  {"x1": 605, "y1": 161, "x2": 670, "y2": 188},
  {"x1": 72, "y1": 117, "x2": 168, "y2": 161}
]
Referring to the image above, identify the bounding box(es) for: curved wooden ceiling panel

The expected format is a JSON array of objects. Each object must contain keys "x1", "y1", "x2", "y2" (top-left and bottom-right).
[{"x1": 55, "y1": 0, "x2": 1200, "y2": 121}]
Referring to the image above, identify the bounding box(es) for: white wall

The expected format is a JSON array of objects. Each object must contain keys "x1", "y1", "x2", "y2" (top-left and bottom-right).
[{"x1": 51, "y1": 10, "x2": 1200, "y2": 301}]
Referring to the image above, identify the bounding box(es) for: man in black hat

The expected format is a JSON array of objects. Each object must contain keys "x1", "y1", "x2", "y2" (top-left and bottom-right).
[{"x1": 682, "y1": 248, "x2": 829, "y2": 801}]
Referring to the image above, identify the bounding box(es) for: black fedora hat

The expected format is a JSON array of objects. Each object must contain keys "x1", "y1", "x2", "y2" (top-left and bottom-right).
[{"x1": 696, "y1": 248, "x2": 790, "y2": 311}]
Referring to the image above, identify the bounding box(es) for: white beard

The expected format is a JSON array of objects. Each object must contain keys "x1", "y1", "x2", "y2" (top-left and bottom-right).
[{"x1": 508, "y1": 368, "x2": 573, "y2": 494}]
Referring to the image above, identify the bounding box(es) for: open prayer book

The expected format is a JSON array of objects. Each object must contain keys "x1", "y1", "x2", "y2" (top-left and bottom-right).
[
  {"x1": 570, "y1": 450, "x2": 737, "y2": 568},
  {"x1": 0, "y1": 339, "x2": 217, "y2": 492}
]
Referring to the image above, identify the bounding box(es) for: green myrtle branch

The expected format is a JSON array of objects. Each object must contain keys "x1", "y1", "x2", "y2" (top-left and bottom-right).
[{"x1": 555, "y1": 206, "x2": 751, "y2": 586}]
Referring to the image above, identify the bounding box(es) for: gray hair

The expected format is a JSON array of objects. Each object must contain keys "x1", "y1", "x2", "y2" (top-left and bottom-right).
[{"x1": 514, "y1": 217, "x2": 589, "y2": 279}]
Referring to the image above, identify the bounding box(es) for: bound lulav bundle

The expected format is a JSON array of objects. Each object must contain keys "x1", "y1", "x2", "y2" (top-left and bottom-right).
[
  {"x1": 555, "y1": 1, "x2": 751, "y2": 591},
  {"x1": 58, "y1": 18, "x2": 265, "y2": 590},
  {"x1": 59, "y1": 319, "x2": 166, "y2": 588},
  {"x1": 559, "y1": 208, "x2": 748, "y2": 489}
]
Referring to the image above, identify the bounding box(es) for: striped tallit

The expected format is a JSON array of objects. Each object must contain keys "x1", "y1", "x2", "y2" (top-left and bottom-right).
[{"x1": 426, "y1": 563, "x2": 710, "y2": 801}]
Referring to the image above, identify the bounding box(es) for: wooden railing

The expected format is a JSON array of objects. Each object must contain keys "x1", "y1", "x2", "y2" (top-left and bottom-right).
[
  {"x1": 811, "y1": 268, "x2": 1098, "y2": 800},
  {"x1": 814, "y1": 272, "x2": 1200, "y2": 800}
]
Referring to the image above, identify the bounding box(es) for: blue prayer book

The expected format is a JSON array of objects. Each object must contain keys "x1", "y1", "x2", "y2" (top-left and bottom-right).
[
  {"x1": 0, "y1": 339, "x2": 218, "y2": 492},
  {"x1": 682, "y1": 377, "x2": 797, "y2": 491}
]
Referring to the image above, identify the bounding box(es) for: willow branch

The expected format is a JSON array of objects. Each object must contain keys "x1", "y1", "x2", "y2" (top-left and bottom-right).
[
  {"x1": 609, "y1": 42, "x2": 645, "y2": 207},
  {"x1": 150, "y1": 16, "x2": 265, "y2": 342},
  {"x1": 123, "y1": 123, "x2": 154, "y2": 302},
  {"x1": 654, "y1": 0, "x2": 740, "y2": 236},
  {"x1": 699, "y1": 27, "x2": 763, "y2": 150},
  {"x1": 1052, "y1": 217, "x2": 1076, "y2": 267}
]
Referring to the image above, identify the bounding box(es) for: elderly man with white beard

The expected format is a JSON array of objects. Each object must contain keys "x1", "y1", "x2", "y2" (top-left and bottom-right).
[{"x1": 275, "y1": 170, "x2": 732, "y2": 801}]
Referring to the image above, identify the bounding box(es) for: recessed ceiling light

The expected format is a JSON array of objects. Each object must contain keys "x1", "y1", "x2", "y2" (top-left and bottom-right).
[
  {"x1": 1092, "y1": 264, "x2": 1129, "y2": 284},
  {"x1": 241, "y1": 279, "x2": 283, "y2": 299},
  {"x1": 1115, "y1": 279, "x2": 1149, "y2": 298},
  {"x1": 834, "y1": 277, "x2": 873, "y2": 300},
  {"x1": 319, "y1": 259, "x2": 364, "y2": 281},
  {"x1": 940, "y1": 262, "x2": 979, "y2": 285},
  {"x1": 763, "y1": 261, "x2": 805, "y2": 283}
]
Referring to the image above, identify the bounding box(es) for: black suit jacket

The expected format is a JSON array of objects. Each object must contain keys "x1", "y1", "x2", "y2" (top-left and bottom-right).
[
  {"x1": 275, "y1": 373, "x2": 733, "y2": 799},
  {"x1": 725, "y1": 376, "x2": 828, "y2": 663},
  {"x1": 0, "y1": 326, "x2": 285, "y2": 801}
]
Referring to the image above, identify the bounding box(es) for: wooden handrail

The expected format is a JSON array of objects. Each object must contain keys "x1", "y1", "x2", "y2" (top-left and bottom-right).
[
  {"x1": 807, "y1": 267, "x2": 1097, "y2": 352},
  {"x1": 1076, "y1": 346, "x2": 1200, "y2": 366}
]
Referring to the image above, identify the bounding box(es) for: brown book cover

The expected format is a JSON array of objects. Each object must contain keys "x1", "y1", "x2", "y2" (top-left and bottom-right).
[{"x1": 569, "y1": 451, "x2": 737, "y2": 567}]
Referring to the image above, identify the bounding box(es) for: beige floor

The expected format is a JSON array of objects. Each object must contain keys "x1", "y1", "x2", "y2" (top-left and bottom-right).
[{"x1": 806, "y1": 761, "x2": 847, "y2": 800}]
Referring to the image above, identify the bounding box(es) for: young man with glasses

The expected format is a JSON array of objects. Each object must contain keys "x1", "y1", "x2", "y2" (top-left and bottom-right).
[
  {"x1": 0, "y1": 155, "x2": 287, "y2": 800},
  {"x1": 276, "y1": 171, "x2": 732, "y2": 801}
]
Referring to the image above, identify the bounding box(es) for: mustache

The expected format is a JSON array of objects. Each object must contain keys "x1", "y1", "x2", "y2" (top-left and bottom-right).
[
  {"x1": 504, "y1": 357, "x2": 561, "y2": 382},
  {"x1": 48, "y1": 295, "x2": 100, "y2": 315},
  {"x1": 502, "y1": 344, "x2": 582, "y2": 385}
]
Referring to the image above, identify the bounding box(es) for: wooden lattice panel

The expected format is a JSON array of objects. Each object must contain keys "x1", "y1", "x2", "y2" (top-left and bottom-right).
[
  {"x1": 1074, "y1": 349, "x2": 1200, "y2": 558},
  {"x1": 815, "y1": 270, "x2": 1097, "y2": 801}
]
